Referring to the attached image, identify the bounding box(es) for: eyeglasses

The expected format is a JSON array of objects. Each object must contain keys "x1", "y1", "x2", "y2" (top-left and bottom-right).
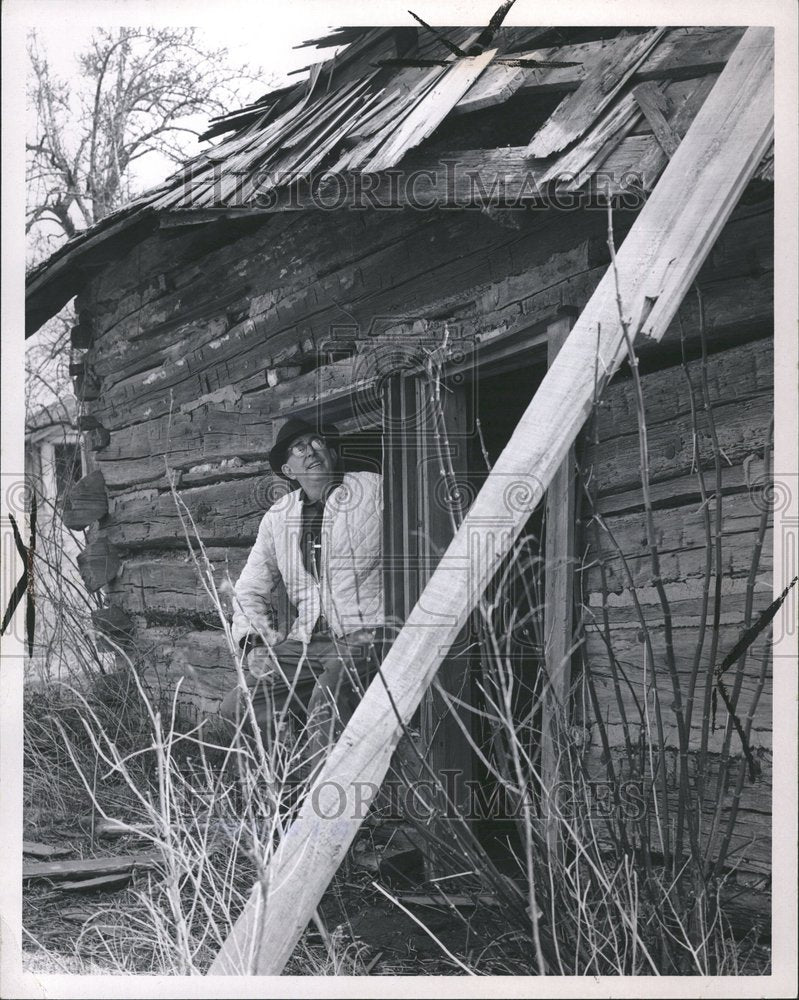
[{"x1": 287, "y1": 435, "x2": 326, "y2": 458}]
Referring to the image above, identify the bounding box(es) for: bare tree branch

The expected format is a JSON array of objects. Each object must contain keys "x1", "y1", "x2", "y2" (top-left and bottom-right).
[{"x1": 26, "y1": 26, "x2": 268, "y2": 266}]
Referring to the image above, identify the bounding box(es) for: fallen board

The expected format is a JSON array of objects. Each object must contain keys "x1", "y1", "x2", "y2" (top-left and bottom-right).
[
  {"x1": 59, "y1": 873, "x2": 133, "y2": 892},
  {"x1": 22, "y1": 841, "x2": 72, "y2": 859},
  {"x1": 23, "y1": 853, "x2": 163, "y2": 881}
]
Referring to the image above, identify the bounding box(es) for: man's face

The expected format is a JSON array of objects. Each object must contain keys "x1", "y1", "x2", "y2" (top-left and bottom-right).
[{"x1": 281, "y1": 433, "x2": 337, "y2": 492}]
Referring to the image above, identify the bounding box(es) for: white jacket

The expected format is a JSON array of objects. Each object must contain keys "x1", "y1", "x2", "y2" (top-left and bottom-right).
[{"x1": 232, "y1": 471, "x2": 383, "y2": 644}]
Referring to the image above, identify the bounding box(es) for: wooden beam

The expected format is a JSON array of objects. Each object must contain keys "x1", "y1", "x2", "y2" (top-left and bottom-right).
[
  {"x1": 541, "y1": 308, "x2": 578, "y2": 856},
  {"x1": 61, "y1": 470, "x2": 108, "y2": 530},
  {"x1": 208, "y1": 28, "x2": 773, "y2": 976}
]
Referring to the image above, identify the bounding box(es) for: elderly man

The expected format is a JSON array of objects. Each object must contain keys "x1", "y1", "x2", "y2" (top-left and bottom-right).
[{"x1": 220, "y1": 417, "x2": 385, "y2": 775}]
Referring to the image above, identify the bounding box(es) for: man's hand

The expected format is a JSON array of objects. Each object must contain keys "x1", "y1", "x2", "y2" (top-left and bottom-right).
[
  {"x1": 247, "y1": 646, "x2": 278, "y2": 679},
  {"x1": 244, "y1": 614, "x2": 281, "y2": 648}
]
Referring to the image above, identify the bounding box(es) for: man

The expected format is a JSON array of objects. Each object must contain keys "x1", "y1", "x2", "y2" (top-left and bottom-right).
[{"x1": 220, "y1": 417, "x2": 385, "y2": 776}]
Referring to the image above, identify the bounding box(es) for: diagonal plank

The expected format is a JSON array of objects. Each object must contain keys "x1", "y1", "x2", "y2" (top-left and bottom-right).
[
  {"x1": 632, "y1": 81, "x2": 681, "y2": 157},
  {"x1": 526, "y1": 28, "x2": 667, "y2": 158},
  {"x1": 366, "y1": 50, "x2": 498, "y2": 171},
  {"x1": 207, "y1": 27, "x2": 773, "y2": 976}
]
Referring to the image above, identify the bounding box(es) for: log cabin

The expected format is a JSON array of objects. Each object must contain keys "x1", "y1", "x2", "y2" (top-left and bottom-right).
[{"x1": 25, "y1": 24, "x2": 777, "y2": 935}]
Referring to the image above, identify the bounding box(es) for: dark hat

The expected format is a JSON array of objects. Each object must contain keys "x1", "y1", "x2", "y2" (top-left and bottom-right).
[{"x1": 268, "y1": 417, "x2": 339, "y2": 475}]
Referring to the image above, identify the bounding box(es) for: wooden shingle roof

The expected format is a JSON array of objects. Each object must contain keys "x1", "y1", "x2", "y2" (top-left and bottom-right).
[{"x1": 26, "y1": 25, "x2": 772, "y2": 335}]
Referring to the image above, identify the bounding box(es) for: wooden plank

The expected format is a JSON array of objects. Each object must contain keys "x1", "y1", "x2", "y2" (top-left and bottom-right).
[
  {"x1": 539, "y1": 92, "x2": 643, "y2": 188},
  {"x1": 634, "y1": 74, "x2": 718, "y2": 189},
  {"x1": 23, "y1": 853, "x2": 162, "y2": 881},
  {"x1": 527, "y1": 29, "x2": 667, "y2": 158},
  {"x1": 208, "y1": 29, "x2": 774, "y2": 976},
  {"x1": 367, "y1": 50, "x2": 498, "y2": 171},
  {"x1": 59, "y1": 873, "x2": 133, "y2": 891},
  {"x1": 454, "y1": 62, "x2": 528, "y2": 113},
  {"x1": 23, "y1": 841, "x2": 72, "y2": 859},
  {"x1": 632, "y1": 81, "x2": 681, "y2": 157},
  {"x1": 541, "y1": 310, "x2": 577, "y2": 854},
  {"x1": 454, "y1": 28, "x2": 745, "y2": 113}
]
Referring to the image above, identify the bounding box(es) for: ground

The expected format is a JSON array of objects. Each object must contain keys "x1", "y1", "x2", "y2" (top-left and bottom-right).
[{"x1": 22, "y1": 810, "x2": 527, "y2": 976}]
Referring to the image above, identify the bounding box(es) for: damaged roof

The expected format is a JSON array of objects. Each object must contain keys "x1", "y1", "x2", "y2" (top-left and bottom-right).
[{"x1": 26, "y1": 24, "x2": 773, "y2": 335}]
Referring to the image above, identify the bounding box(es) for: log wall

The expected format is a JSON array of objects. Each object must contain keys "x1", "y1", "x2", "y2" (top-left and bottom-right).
[
  {"x1": 73, "y1": 195, "x2": 774, "y2": 891},
  {"x1": 578, "y1": 334, "x2": 774, "y2": 893}
]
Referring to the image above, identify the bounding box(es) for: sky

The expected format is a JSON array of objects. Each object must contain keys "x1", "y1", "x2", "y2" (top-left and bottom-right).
[
  {"x1": 20, "y1": 1, "x2": 535, "y2": 211},
  {"x1": 25, "y1": 3, "x2": 346, "y2": 192}
]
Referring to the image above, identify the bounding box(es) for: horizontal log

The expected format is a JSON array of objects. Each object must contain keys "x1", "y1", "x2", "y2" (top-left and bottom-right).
[
  {"x1": 579, "y1": 745, "x2": 771, "y2": 876},
  {"x1": 583, "y1": 624, "x2": 773, "y2": 742},
  {"x1": 584, "y1": 391, "x2": 773, "y2": 498},
  {"x1": 582, "y1": 581, "x2": 774, "y2": 627},
  {"x1": 106, "y1": 477, "x2": 282, "y2": 549},
  {"x1": 591, "y1": 336, "x2": 772, "y2": 447},
  {"x1": 582, "y1": 491, "x2": 772, "y2": 592},
  {"x1": 77, "y1": 537, "x2": 122, "y2": 591},
  {"x1": 591, "y1": 460, "x2": 767, "y2": 517},
  {"x1": 91, "y1": 606, "x2": 135, "y2": 649},
  {"x1": 61, "y1": 470, "x2": 109, "y2": 530},
  {"x1": 105, "y1": 549, "x2": 249, "y2": 614}
]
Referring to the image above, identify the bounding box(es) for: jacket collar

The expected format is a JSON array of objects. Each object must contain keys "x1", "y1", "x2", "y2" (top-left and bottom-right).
[{"x1": 299, "y1": 471, "x2": 344, "y2": 506}]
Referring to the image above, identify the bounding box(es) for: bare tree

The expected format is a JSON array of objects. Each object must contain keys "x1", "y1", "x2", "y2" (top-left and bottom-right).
[
  {"x1": 26, "y1": 26, "x2": 265, "y2": 261},
  {"x1": 25, "y1": 27, "x2": 268, "y2": 412}
]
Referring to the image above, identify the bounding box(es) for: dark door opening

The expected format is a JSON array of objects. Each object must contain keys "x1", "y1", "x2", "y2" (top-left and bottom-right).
[{"x1": 466, "y1": 358, "x2": 549, "y2": 861}]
